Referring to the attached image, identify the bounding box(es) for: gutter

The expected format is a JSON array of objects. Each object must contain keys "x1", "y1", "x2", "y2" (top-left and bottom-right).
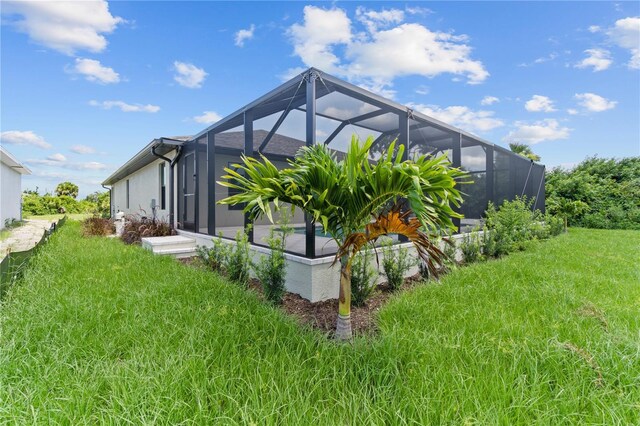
[
  {"x1": 101, "y1": 184, "x2": 112, "y2": 218},
  {"x1": 151, "y1": 142, "x2": 183, "y2": 228}
]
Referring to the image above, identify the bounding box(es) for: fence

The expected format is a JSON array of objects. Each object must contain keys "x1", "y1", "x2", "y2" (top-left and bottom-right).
[{"x1": 0, "y1": 216, "x2": 67, "y2": 298}]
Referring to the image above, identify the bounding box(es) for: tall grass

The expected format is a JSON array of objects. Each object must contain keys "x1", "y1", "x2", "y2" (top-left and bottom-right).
[{"x1": 1, "y1": 222, "x2": 638, "y2": 424}]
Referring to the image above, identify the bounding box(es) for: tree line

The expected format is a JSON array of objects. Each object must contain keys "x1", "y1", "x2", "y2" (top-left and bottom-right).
[{"x1": 22, "y1": 181, "x2": 110, "y2": 217}]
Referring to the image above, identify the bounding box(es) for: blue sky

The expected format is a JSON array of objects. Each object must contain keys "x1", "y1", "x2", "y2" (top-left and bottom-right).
[{"x1": 2, "y1": 1, "x2": 639, "y2": 197}]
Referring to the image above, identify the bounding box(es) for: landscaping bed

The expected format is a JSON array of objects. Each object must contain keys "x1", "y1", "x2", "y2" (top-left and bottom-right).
[{"x1": 250, "y1": 277, "x2": 422, "y2": 336}]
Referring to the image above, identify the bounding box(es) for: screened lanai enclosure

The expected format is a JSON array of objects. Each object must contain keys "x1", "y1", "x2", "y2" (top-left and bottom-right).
[{"x1": 175, "y1": 68, "x2": 545, "y2": 258}]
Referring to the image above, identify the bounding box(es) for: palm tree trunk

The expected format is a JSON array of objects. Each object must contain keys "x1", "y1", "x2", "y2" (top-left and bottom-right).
[{"x1": 335, "y1": 256, "x2": 353, "y2": 340}]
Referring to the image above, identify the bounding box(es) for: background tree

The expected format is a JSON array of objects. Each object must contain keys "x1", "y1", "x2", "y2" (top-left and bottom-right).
[
  {"x1": 55, "y1": 182, "x2": 79, "y2": 199},
  {"x1": 219, "y1": 136, "x2": 466, "y2": 340},
  {"x1": 546, "y1": 156, "x2": 639, "y2": 230},
  {"x1": 509, "y1": 142, "x2": 541, "y2": 162}
]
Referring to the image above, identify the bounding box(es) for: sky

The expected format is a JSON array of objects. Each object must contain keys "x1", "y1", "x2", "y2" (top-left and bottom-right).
[{"x1": 1, "y1": 1, "x2": 639, "y2": 198}]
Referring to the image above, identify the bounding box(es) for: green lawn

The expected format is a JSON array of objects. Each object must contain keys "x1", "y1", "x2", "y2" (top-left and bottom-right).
[
  {"x1": 1, "y1": 223, "x2": 638, "y2": 424},
  {"x1": 23, "y1": 213, "x2": 90, "y2": 221}
]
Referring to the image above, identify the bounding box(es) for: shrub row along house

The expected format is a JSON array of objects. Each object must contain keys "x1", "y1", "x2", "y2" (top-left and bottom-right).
[{"x1": 102, "y1": 68, "x2": 545, "y2": 301}]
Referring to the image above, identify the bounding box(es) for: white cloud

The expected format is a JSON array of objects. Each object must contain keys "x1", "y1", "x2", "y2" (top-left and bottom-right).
[
  {"x1": 567, "y1": 108, "x2": 579, "y2": 115},
  {"x1": 504, "y1": 119, "x2": 571, "y2": 144},
  {"x1": 525, "y1": 95, "x2": 556, "y2": 112},
  {"x1": 70, "y1": 58, "x2": 120, "y2": 84},
  {"x1": 287, "y1": 6, "x2": 352, "y2": 74},
  {"x1": 409, "y1": 103, "x2": 504, "y2": 133},
  {"x1": 192, "y1": 111, "x2": 223, "y2": 125},
  {"x1": 405, "y1": 6, "x2": 432, "y2": 16},
  {"x1": 172, "y1": 61, "x2": 207, "y2": 88},
  {"x1": 70, "y1": 145, "x2": 96, "y2": 155},
  {"x1": 286, "y1": 6, "x2": 488, "y2": 97},
  {"x1": 588, "y1": 25, "x2": 601, "y2": 33},
  {"x1": 356, "y1": 6, "x2": 404, "y2": 33},
  {"x1": 575, "y1": 93, "x2": 617, "y2": 112},
  {"x1": 1, "y1": 0, "x2": 123, "y2": 55},
  {"x1": 606, "y1": 17, "x2": 640, "y2": 69},
  {"x1": 480, "y1": 96, "x2": 499, "y2": 106},
  {"x1": 47, "y1": 153, "x2": 66, "y2": 162},
  {"x1": 575, "y1": 48, "x2": 612, "y2": 71},
  {"x1": 0, "y1": 130, "x2": 51, "y2": 149},
  {"x1": 415, "y1": 85, "x2": 429, "y2": 95},
  {"x1": 518, "y1": 52, "x2": 558, "y2": 67},
  {"x1": 234, "y1": 24, "x2": 255, "y2": 47},
  {"x1": 26, "y1": 158, "x2": 107, "y2": 170},
  {"x1": 89, "y1": 100, "x2": 160, "y2": 113}
]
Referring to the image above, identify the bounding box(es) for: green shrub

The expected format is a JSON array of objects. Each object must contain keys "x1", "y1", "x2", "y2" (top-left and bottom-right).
[
  {"x1": 254, "y1": 221, "x2": 292, "y2": 305},
  {"x1": 381, "y1": 238, "x2": 415, "y2": 291},
  {"x1": 481, "y1": 228, "x2": 497, "y2": 258},
  {"x1": 545, "y1": 214, "x2": 564, "y2": 237},
  {"x1": 460, "y1": 228, "x2": 483, "y2": 264},
  {"x1": 484, "y1": 196, "x2": 542, "y2": 256},
  {"x1": 226, "y1": 228, "x2": 251, "y2": 287},
  {"x1": 350, "y1": 247, "x2": 378, "y2": 306},
  {"x1": 197, "y1": 235, "x2": 229, "y2": 273}
]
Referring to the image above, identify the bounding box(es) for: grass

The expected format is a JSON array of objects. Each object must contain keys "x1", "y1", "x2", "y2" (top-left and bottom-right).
[
  {"x1": 1, "y1": 223, "x2": 638, "y2": 424},
  {"x1": 0, "y1": 229, "x2": 11, "y2": 242},
  {"x1": 23, "y1": 213, "x2": 90, "y2": 221}
]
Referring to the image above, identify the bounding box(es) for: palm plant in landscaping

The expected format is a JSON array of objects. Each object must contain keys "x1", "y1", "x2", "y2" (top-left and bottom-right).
[{"x1": 218, "y1": 136, "x2": 465, "y2": 340}]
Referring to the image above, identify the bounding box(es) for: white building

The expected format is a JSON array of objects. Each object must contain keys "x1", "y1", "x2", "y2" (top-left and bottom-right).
[{"x1": 0, "y1": 146, "x2": 31, "y2": 226}]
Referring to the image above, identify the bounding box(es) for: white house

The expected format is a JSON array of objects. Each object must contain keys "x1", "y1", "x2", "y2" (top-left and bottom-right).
[{"x1": 0, "y1": 146, "x2": 31, "y2": 226}]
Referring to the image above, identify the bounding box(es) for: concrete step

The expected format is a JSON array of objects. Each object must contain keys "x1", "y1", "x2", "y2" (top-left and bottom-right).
[
  {"x1": 141, "y1": 235, "x2": 197, "y2": 258},
  {"x1": 153, "y1": 247, "x2": 198, "y2": 258}
]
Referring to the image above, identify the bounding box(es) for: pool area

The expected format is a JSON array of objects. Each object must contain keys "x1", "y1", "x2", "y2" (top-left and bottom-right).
[{"x1": 293, "y1": 226, "x2": 328, "y2": 238}]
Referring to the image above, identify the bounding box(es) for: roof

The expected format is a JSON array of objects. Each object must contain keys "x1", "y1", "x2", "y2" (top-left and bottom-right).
[
  {"x1": 102, "y1": 137, "x2": 188, "y2": 185},
  {"x1": 0, "y1": 146, "x2": 31, "y2": 175},
  {"x1": 102, "y1": 131, "x2": 310, "y2": 186},
  {"x1": 216, "y1": 130, "x2": 305, "y2": 157}
]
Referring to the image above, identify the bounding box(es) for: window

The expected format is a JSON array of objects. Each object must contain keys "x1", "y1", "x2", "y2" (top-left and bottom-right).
[
  {"x1": 126, "y1": 179, "x2": 130, "y2": 209},
  {"x1": 227, "y1": 162, "x2": 244, "y2": 211},
  {"x1": 159, "y1": 163, "x2": 166, "y2": 210}
]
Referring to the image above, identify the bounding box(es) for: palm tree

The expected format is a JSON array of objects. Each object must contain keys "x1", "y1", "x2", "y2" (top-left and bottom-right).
[
  {"x1": 218, "y1": 136, "x2": 466, "y2": 340},
  {"x1": 509, "y1": 142, "x2": 541, "y2": 162}
]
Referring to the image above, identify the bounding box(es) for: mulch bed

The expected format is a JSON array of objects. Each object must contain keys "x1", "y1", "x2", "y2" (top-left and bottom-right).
[{"x1": 180, "y1": 256, "x2": 427, "y2": 337}]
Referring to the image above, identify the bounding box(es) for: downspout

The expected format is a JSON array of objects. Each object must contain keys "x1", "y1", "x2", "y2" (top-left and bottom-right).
[
  {"x1": 101, "y1": 184, "x2": 112, "y2": 218},
  {"x1": 151, "y1": 144, "x2": 183, "y2": 228}
]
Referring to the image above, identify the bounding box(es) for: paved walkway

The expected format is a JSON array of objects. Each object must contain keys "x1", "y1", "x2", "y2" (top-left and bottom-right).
[{"x1": 0, "y1": 219, "x2": 56, "y2": 260}]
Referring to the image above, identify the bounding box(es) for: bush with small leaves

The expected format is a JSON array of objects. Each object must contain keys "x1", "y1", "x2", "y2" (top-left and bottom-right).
[
  {"x1": 196, "y1": 235, "x2": 229, "y2": 274},
  {"x1": 460, "y1": 228, "x2": 483, "y2": 264},
  {"x1": 254, "y1": 219, "x2": 293, "y2": 305},
  {"x1": 546, "y1": 214, "x2": 564, "y2": 237},
  {"x1": 381, "y1": 238, "x2": 415, "y2": 291},
  {"x1": 226, "y1": 228, "x2": 251, "y2": 287},
  {"x1": 350, "y1": 247, "x2": 378, "y2": 306}
]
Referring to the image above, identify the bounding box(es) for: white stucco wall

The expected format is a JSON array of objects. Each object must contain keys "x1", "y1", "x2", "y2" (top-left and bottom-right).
[
  {"x1": 0, "y1": 161, "x2": 23, "y2": 225},
  {"x1": 178, "y1": 229, "x2": 469, "y2": 303},
  {"x1": 112, "y1": 155, "x2": 174, "y2": 222}
]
